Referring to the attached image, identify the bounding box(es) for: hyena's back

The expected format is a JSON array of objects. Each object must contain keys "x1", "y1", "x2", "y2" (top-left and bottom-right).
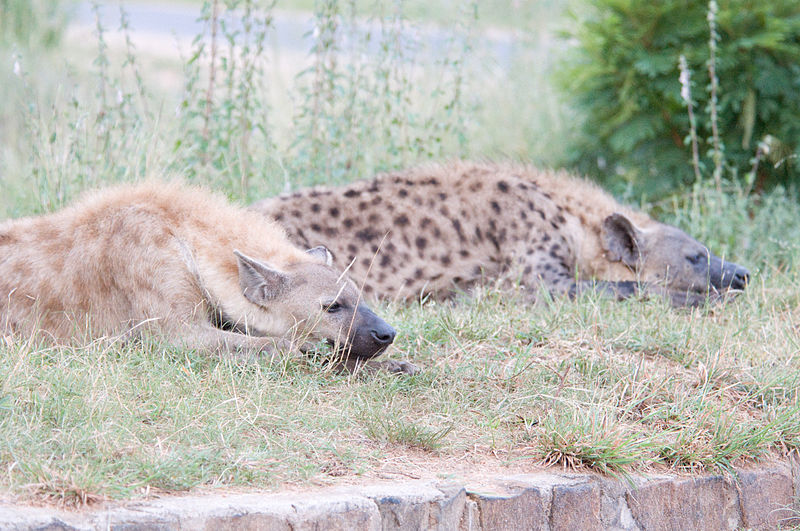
[{"x1": 0, "y1": 182, "x2": 293, "y2": 341}]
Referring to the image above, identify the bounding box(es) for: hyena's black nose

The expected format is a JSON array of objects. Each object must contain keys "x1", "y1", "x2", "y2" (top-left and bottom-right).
[
  {"x1": 731, "y1": 268, "x2": 750, "y2": 290},
  {"x1": 370, "y1": 325, "x2": 396, "y2": 345}
]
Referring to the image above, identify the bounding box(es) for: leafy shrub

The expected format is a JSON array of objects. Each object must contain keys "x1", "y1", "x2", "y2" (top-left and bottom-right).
[{"x1": 560, "y1": 0, "x2": 800, "y2": 196}]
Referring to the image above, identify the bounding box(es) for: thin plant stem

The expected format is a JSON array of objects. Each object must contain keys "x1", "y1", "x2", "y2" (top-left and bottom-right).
[
  {"x1": 679, "y1": 55, "x2": 702, "y2": 184},
  {"x1": 706, "y1": 0, "x2": 722, "y2": 192},
  {"x1": 202, "y1": 0, "x2": 220, "y2": 166}
]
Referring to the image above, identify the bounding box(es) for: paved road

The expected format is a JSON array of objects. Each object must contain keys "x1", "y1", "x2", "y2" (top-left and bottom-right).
[{"x1": 70, "y1": 1, "x2": 526, "y2": 68}]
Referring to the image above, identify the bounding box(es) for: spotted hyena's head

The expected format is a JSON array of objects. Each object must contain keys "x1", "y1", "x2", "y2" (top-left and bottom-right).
[
  {"x1": 234, "y1": 247, "x2": 395, "y2": 359},
  {"x1": 601, "y1": 213, "x2": 750, "y2": 299}
]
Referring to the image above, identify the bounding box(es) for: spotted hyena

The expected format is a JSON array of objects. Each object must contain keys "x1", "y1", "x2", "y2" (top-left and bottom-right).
[
  {"x1": 0, "y1": 181, "x2": 414, "y2": 372},
  {"x1": 252, "y1": 161, "x2": 749, "y2": 306}
]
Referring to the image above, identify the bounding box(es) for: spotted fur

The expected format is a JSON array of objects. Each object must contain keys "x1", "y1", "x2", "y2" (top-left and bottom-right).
[
  {"x1": 0, "y1": 181, "x2": 415, "y2": 371},
  {"x1": 252, "y1": 161, "x2": 750, "y2": 306}
]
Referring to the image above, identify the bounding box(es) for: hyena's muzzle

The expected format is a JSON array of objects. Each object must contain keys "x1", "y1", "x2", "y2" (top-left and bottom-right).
[
  {"x1": 708, "y1": 255, "x2": 750, "y2": 292},
  {"x1": 335, "y1": 305, "x2": 397, "y2": 359}
]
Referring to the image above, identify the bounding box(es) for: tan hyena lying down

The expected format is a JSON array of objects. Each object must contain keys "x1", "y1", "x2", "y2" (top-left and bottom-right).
[
  {"x1": 252, "y1": 161, "x2": 749, "y2": 306},
  {"x1": 0, "y1": 181, "x2": 414, "y2": 372}
]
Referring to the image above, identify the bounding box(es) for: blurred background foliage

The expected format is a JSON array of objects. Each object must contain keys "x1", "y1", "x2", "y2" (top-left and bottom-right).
[
  {"x1": 0, "y1": 0, "x2": 798, "y2": 208},
  {"x1": 560, "y1": 0, "x2": 800, "y2": 196}
]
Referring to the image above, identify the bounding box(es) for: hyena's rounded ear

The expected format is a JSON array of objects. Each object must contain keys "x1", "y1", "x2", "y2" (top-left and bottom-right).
[
  {"x1": 306, "y1": 246, "x2": 334, "y2": 266},
  {"x1": 601, "y1": 213, "x2": 643, "y2": 268},
  {"x1": 233, "y1": 250, "x2": 289, "y2": 304}
]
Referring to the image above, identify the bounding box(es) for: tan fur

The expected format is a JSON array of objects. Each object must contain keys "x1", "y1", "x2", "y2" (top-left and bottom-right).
[
  {"x1": 252, "y1": 161, "x2": 749, "y2": 305},
  {"x1": 0, "y1": 181, "x2": 409, "y2": 365}
]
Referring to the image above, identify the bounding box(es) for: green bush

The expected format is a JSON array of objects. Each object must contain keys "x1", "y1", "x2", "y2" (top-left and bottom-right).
[{"x1": 560, "y1": 0, "x2": 800, "y2": 196}]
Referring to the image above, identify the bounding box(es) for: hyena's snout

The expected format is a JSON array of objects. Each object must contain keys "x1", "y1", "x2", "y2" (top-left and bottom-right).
[
  {"x1": 346, "y1": 306, "x2": 397, "y2": 359},
  {"x1": 710, "y1": 257, "x2": 750, "y2": 291}
]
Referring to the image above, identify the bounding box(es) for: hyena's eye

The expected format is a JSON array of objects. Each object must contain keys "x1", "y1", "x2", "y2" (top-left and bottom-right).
[
  {"x1": 323, "y1": 301, "x2": 343, "y2": 313},
  {"x1": 687, "y1": 252, "x2": 707, "y2": 265}
]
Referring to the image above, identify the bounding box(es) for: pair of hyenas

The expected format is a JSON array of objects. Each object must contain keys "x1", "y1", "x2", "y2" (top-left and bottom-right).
[{"x1": 0, "y1": 162, "x2": 748, "y2": 372}]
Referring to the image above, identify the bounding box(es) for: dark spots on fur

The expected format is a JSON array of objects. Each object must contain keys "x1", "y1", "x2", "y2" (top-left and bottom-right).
[
  {"x1": 441, "y1": 254, "x2": 452, "y2": 266},
  {"x1": 378, "y1": 272, "x2": 387, "y2": 282},
  {"x1": 413, "y1": 196, "x2": 423, "y2": 206},
  {"x1": 275, "y1": 214, "x2": 284, "y2": 221},
  {"x1": 329, "y1": 207, "x2": 340, "y2": 218},
  {"x1": 469, "y1": 181, "x2": 483, "y2": 192},
  {"x1": 439, "y1": 205, "x2": 450, "y2": 217},
  {"x1": 497, "y1": 229, "x2": 507, "y2": 244},
  {"x1": 310, "y1": 223, "x2": 321, "y2": 232},
  {"x1": 398, "y1": 189, "x2": 409, "y2": 198},
  {"x1": 380, "y1": 254, "x2": 392, "y2": 267},
  {"x1": 344, "y1": 189, "x2": 361, "y2": 198},
  {"x1": 372, "y1": 196, "x2": 383, "y2": 205},
  {"x1": 517, "y1": 182, "x2": 528, "y2": 190},
  {"x1": 415, "y1": 236, "x2": 428, "y2": 251},
  {"x1": 347, "y1": 243, "x2": 358, "y2": 254},
  {"x1": 490, "y1": 201, "x2": 501, "y2": 214},
  {"x1": 292, "y1": 210, "x2": 302, "y2": 218},
  {"x1": 361, "y1": 257, "x2": 372, "y2": 268},
  {"x1": 414, "y1": 267, "x2": 424, "y2": 279},
  {"x1": 510, "y1": 222, "x2": 518, "y2": 231},
  {"x1": 355, "y1": 227, "x2": 380, "y2": 242},
  {"x1": 520, "y1": 210, "x2": 527, "y2": 220},
  {"x1": 556, "y1": 214, "x2": 566, "y2": 225},
  {"x1": 452, "y1": 219, "x2": 466, "y2": 242},
  {"x1": 420, "y1": 217, "x2": 432, "y2": 229},
  {"x1": 523, "y1": 265, "x2": 532, "y2": 275},
  {"x1": 395, "y1": 214, "x2": 410, "y2": 227},
  {"x1": 311, "y1": 203, "x2": 321, "y2": 213},
  {"x1": 475, "y1": 227, "x2": 483, "y2": 241},
  {"x1": 473, "y1": 265, "x2": 483, "y2": 276},
  {"x1": 438, "y1": 192, "x2": 447, "y2": 201},
  {"x1": 459, "y1": 249, "x2": 470, "y2": 257},
  {"x1": 371, "y1": 245, "x2": 379, "y2": 253},
  {"x1": 343, "y1": 218, "x2": 355, "y2": 229},
  {"x1": 543, "y1": 233, "x2": 551, "y2": 242},
  {"x1": 358, "y1": 201, "x2": 369, "y2": 210},
  {"x1": 497, "y1": 181, "x2": 509, "y2": 193},
  {"x1": 433, "y1": 227, "x2": 442, "y2": 238},
  {"x1": 424, "y1": 178, "x2": 439, "y2": 186},
  {"x1": 385, "y1": 242, "x2": 397, "y2": 253},
  {"x1": 537, "y1": 210, "x2": 546, "y2": 220},
  {"x1": 549, "y1": 244, "x2": 562, "y2": 260},
  {"x1": 368, "y1": 213, "x2": 381, "y2": 224},
  {"x1": 550, "y1": 220, "x2": 560, "y2": 230},
  {"x1": 324, "y1": 228, "x2": 338, "y2": 237},
  {"x1": 364, "y1": 285, "x2": 374, "y2": 293}
]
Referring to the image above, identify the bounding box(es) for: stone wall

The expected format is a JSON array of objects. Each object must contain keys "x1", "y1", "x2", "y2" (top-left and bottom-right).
[{"x1": 2, "y1": 460, "x2": 798, "y2": 530}]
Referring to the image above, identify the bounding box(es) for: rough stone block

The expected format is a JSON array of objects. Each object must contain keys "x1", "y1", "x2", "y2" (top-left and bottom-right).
[
  {"x1": 737, "y1": 464, "x2": 797, "y2": 530},
  {"x1": 359, "y1": 481, "x2": 466, "y2": 531},
  {"x1": 287, "y1": 493, "x2": 381, "y2": 531},
  {"x1": 626, "y1": 476, "x2": 741, "y2": 531},
  {"x1": 466, "y1": 483, "x2": 549, "y2": 531},
  {"x1": 550, "y1": 480, "x2": 602, "y2": 531}
]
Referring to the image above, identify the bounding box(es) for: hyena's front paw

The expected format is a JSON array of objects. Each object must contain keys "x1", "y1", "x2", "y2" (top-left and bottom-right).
[{"x1": 381, "y1": 359, "x2": 421, "y2": 375}]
